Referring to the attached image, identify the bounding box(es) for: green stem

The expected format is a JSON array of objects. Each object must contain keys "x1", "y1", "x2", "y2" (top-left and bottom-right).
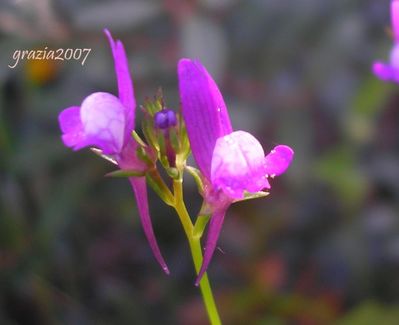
[
  {"x1": 173, "y1": 180, "x2": 221, "y2": 325},
  {"x1": 193, "y1": 215, "x2": 211, "y2": 239}
]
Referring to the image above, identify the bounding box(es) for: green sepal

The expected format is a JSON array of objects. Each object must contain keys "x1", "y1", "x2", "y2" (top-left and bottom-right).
[
  {"x1": 233, "y1": 191, "x2": 269, "y2": 203},
  {"x1": 136, "y1": 146, "x2": 153, "y2": 166},
  {"x1": 169, "y1": 127, "x2": 180, "y2": 152},
  {"x1": 157, "y1": 132, "x2": 166, "y2": 155},
  {"x1": 154, "y1": 87, "x2": 164, "y2": 111},
  {"x1": 131, "y1": 130, "x2": 147, "y2": 147},
  {"x1": 105, "y1": 169, "x2": 146, "y2": 178},
  {"x1": 146, "y1": 169, "x2": 174, "y2": 206},
  {"x1": 141, "y1": 114, "x2": 159, "y2": 151},
  {"x1": 156, "y1": 132, "x2": 171, "y2": 169},
  {"x1": 90, "y1": 148, "x2": 117, "y2": 165},
  {"x1": 185, "y1": 166, "x2": 204, "y2": 196},
  {"x1": 143, "y1": 99, "x2": 157, "y2": 116},
  {"x1": 142, "y1": 88, "x2": 164, "y2": 116},
  {"x1": 178, "y1": 113, "x2": 191, "y2": 161}
]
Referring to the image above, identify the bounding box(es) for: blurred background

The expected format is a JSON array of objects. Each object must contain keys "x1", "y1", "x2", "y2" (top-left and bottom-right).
[{"x1": 1, "y1": 0, "x2": 399, "y2": 324}]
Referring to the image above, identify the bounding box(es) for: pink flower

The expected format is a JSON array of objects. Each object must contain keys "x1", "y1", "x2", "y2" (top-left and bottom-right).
[
  {"x1": 58, "y1": 29, "x2": 169, "y2": 274},
  {"x1": 178, "y1": 59, "x2": 294, "y2": 284}
]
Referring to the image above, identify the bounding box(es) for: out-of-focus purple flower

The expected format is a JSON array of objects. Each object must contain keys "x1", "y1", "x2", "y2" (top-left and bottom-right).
[
  {"x1": 373, "y1": 0, "x2": 399, "y2": 82},
  {"x1": 178, "y1": 59, "x2": 294, "y2": 285},
  {"x1": 58, "y1": 29, "x2": 169, "y2": 274}
]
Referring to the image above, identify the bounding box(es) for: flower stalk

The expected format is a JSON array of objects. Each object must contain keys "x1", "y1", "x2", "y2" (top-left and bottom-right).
[{"x1": 172, "y1": 178, "x2": 221, "y2": 325}]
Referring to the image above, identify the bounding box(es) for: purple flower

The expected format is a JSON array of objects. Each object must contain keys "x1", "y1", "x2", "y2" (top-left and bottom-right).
[
  {"x1": 58, "y1": 29, "x2": 169, "y2": 274},
  {"x1": 373, "y1": 0, "x2": 399, "y2": 82},
  {"x1": 178, "y1": 59, "x2": 294, "y2": 284}
]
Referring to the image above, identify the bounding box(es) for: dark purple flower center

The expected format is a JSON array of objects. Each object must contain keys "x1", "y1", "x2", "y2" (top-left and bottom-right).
[{"x1": 154, "y1": 109, "x2": 177, "y2": 129}]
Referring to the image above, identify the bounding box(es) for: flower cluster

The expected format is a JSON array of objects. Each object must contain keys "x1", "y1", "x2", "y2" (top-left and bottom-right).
[{"x1": 58, "y1": 29, "x2": 294, "y2": 285}]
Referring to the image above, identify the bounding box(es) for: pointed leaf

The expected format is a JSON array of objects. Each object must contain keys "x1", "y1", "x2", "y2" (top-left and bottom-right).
[
  {"x1": 131, "y1": 130, "x2": 147, "y2": 147},
  {"x1": 90, "y1": 148, "x2": 118, "y2": 165},
  {"x1": 233, "y1": 191, "x2": 269, "y2": 203},
  {"x1": 106, "y1": 169, "x2": 145, "y2": 178}
]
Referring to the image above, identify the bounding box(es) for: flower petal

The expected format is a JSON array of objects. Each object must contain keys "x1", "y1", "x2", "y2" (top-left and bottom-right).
[
  {"x1": 178, "y1": 58, "x2": 232, "y2": 180},
  {"x1": 129, "y1": 177, "x2": 170, "y2": 274},
  {"x1": 195, "y1": 206, "x2": 228, "y2": 286},
  {"x1": 372, "y1": 61, "x2": 399, "y2": 82},
  {"x1": 211, "y1": 130, "x2": 270, "y2": 199},
  {"x1": 264, "y1": 145, "x2": 294, "y2": 177},
  {"x1": 392, "y1": 0, "x2": 399, "y2": 41},
  {"x1": 104, "y1": 29, "x2": 136, "y2": 140},
  {"x1": 80, "y1": 92, "x2": 126, "y2": 155},
  {"x1": 58, "y1": 106, "x2": 88, "y2": 150}
]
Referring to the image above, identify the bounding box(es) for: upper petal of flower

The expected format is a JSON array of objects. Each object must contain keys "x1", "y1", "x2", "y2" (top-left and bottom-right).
[
  {"x1": 264, "y1": 145, "x2": 294, "y2": 177},
  {"x1": 178, "y1": 58, "x2": 232, "y2": 180},
  {"x1": 59, "y1": 106, "x2": 88, "y2": 150},
  {"x1": 104, "y1": 29, "x2": 136, "y2": 140},
  {"x1": 392, "y1": 0, "x2": 399, "y2": 41},
  {"x1": 211, "y1": 130, "x2": 271, "y2": 199},
  {"x1": 80, "y1": 92, "x2": 126, "y2": 155}
]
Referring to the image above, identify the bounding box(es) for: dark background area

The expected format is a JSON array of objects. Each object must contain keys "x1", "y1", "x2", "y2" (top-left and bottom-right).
[{"x1": 1, "y1": 0, "x2": 399, "y2": 324}]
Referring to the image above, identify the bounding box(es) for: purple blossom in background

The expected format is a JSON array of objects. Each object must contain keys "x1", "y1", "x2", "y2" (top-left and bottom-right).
[
  {"x1": 178, "y1": 59, "x2": 294, "y2": 285},
  {"x1": 373, "y1": 0, "x2": 399, "y2": 82},
  {"x1": 58, "y1": 29, "x2": 169, "y2": 274}
]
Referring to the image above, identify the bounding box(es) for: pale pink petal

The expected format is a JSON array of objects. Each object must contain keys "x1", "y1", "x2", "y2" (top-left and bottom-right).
[
  {"x1": 80, "y1": 92, "x2": 126, "y2": 155},
  {"x1": 211, "y1": 130, "x2": 270, "y2": 199}
]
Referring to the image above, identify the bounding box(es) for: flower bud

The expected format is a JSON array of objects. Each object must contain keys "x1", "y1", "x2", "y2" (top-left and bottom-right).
[{"x1": 154, "y1": 109, "x2": 177, "y2": 129}]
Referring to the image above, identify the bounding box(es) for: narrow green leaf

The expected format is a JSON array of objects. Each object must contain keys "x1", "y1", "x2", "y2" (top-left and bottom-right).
[
  {"x1": 105, "y1": 169, "x2": 146, "y2": 178},
  {"x1": 131, "y1": 130, "x2": 147, "y2": 147},
  {"x1": 90, "y1": 148, "x2": 118, "y2": 165},
  {"x1": 233, "y1": 191, "x2": 269, "y2": 203}
]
